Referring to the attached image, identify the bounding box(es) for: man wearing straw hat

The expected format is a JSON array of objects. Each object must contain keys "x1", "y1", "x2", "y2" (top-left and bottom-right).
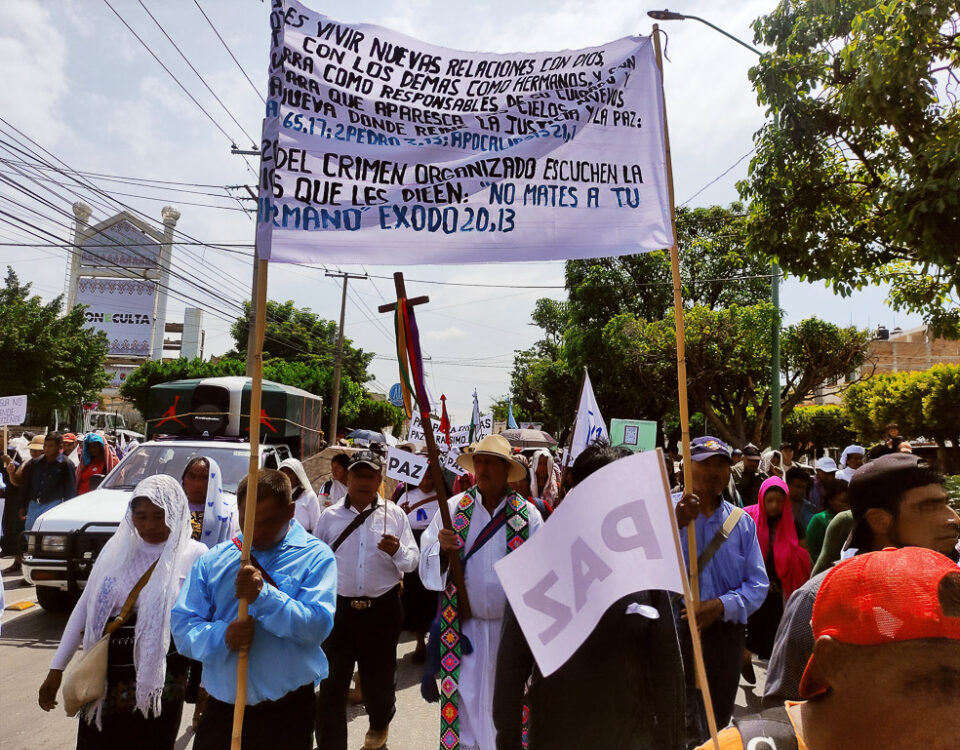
[
  {"x1": 313, "y1": 449, "x2": 419, "y2": 750},
  {"x1": 420, "y1": 433, "x2": 544, "y2": 750}
]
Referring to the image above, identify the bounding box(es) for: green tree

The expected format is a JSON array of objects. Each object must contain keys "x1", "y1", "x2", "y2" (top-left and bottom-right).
[
  {"x1": 230, "y1": 299, "x2": 374, "y2": 383},
  {"x1": 742, "y1": 0, "x2": 960, "y2": 335},
  {"x1": 783, "y1": 405, "x2": 857, "y2": 448},
  {"x1": 843, "y1": 365, "x2": 960, "y2": 456},
  {"x1": 609, "y1": 304, "x2": 870, "y2": 446},
  {"x1": 0, "y1": 268, "x2": 109, "y2": 423},
  {"x1": 511, "y1": 204, "x2": 773, "y2": 437}
]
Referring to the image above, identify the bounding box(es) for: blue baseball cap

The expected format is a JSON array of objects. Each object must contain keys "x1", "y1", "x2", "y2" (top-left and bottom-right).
[{"x1": 689, "y1": 436, "x2": 733, "y2": 463}]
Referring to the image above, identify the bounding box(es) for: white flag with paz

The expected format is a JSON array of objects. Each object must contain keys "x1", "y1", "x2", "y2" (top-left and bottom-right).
[
  {"x1": 494, "y1": 450, "x2": 685, "y2": 676},
  {"x1": 569, "y1": 370, "x2": 609, "y2": 460}
]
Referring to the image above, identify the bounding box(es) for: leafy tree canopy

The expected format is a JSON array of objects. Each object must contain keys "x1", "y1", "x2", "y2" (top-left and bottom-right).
[
  {"x1": 0, "y1": 267, "x2": 109, "y2": 422},
  {"x1": 842, "y1": 364, "x2": 960, "y2": 450},
  {"x1": 742, "y1": 0, "x2": 960, "y2": 335},
  {"x1": 510, "y1": 205, "x2": 786, "y2": 440},
  {"x1": 229, "y1": 299, "x2": 374, "y2": 384}
]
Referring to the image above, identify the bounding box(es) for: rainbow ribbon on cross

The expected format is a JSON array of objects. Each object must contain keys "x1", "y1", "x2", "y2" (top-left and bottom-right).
[{"x1": 394, "y1": 298, "x2": 431, "y2": 419}]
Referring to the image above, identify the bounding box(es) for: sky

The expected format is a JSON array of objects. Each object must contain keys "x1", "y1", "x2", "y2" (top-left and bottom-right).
[{"x1": 0, "y1": 0, "x2": 923, "y2": 423}]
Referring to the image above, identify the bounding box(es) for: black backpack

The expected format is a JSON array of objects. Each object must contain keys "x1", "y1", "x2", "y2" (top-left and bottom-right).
[{"x1": 733, "y1": 706, "x2": 800, "y2": 750}]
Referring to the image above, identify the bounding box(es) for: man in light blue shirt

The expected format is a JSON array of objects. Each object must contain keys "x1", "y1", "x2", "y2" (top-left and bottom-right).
[
  {"x1": 674, "y1": 436, "x2": 768, "y2": 748},
  {"x1": 172, "y1": 469, "x2": 337, "y2": 750}
]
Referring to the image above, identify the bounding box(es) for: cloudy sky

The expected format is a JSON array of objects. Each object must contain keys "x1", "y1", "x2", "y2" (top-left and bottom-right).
[{"x1": 0, "y1": 0, "x2": 921, "y2": 422}]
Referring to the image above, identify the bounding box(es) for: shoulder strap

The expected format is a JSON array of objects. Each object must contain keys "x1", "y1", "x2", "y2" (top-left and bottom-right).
[
  {"x1": 330, "y1": 506, "x2": 376, "y2": 552},
  {"x1": 321, "y1": 479, "x2": 333, "y2": 495},
  {"x1": 733, "y1": 705, "x2": 800, "y2": 750},
  {"x1": 232, "y1": 537, "x2": 279, "y2": 588},
  {"x1": 461, "y1": 507, "x2": 507, "y2": 566},
  {"x1": 104, "y1": 558, "x2": 159, "y2": 635},
  {"x1": 404, "y1": 494, "x2": 439, "y2": 513},
  {"x1": 697, "y1": 506, "x2": 745, "y2": 572}
]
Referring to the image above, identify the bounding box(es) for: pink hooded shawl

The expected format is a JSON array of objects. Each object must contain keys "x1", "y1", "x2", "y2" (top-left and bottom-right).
[{"x1": 745, "y1": 475, "x2": 811, "y2": 601}]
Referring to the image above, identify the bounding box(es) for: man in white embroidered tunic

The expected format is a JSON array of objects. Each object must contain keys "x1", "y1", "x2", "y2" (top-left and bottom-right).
[{"x1": 420, "y1": 434, "x2": 543, "y2": 750}]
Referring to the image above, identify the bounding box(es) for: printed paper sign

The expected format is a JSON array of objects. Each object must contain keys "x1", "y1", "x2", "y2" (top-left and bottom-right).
[
  {"x1": 495, "y1": 450, "x2": 684, "y2": 675},
  {"x1": 385, "y1": 445, "x2": 430, "y2": 483},
  {"x1": 257, "y1": 0, "x2": 673, "y2": 264},
  {"x1": 0, "y1": 395, "x2": 28, "y2": 425},
  {"x1": 610, "y1": 418, "x2": 657, "y2": 452},
  {"x1": 441, "y1": 447, "x2": 467, "y2": 477}
]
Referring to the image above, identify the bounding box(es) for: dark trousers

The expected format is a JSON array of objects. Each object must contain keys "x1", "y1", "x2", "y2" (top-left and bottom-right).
[
  {"x1": 315, "y1": 587, "x2": 403, "y2": 750},
  {"x1": 193, "y1": 683, "x2": 315, "y2": 750},
  {"x1": 678, "y1": 618, "x2": 746, "y2": 748}
]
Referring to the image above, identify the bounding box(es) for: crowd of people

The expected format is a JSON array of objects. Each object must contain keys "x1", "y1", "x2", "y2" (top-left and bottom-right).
[{"x1": 1, "y1": 422, "x2": 957, "y2": 750}]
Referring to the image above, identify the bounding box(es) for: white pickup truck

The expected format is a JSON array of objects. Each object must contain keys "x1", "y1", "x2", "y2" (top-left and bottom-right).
[{"x1": 21, "y1": 439, "x2": 290, "y2": 611}]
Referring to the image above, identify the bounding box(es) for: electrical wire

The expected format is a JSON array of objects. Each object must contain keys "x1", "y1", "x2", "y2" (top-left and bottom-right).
[{"x1": 192, "y1": 0, "x2": 266, "y2": 105}]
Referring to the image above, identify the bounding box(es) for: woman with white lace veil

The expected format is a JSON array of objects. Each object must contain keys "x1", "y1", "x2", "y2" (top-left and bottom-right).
[{"x1": 38, "y1": 475, "x2": 206, "y2": 749}]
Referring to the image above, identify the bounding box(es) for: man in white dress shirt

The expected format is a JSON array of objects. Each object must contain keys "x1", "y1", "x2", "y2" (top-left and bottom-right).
[
  {"x1": 314, "y1": 450, "x2": 419, "y2": 750},
  {"x1": 420, "y1": 434, "x2": 543, "y2": 750}
]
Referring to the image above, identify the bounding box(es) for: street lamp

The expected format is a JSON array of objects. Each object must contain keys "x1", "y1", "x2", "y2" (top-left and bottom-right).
[{"x1": 647, "y1": 9, "x2": 783, "y2": 448}]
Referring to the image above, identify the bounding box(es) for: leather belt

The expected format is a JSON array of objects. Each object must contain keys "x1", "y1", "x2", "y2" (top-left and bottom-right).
[{"x1": 339, "y1": 585, "x2": 400, "y2": 612}]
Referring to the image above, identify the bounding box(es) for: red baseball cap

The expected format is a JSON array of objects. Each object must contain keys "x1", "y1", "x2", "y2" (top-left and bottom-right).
[{"x1": 800, "y1": 547, "x2": 960, "y2": 698}]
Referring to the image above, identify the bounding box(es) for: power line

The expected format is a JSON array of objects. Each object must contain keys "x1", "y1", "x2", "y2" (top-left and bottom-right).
[
  {"x1": 192, "y1": 0, "x2": 266, "y2": 105},
  {"x1": 136, "y1": 0, "x2": 259, "y2": 147},
  {"x1": 100, "y1": 0, "x2": 257, "y2": 180}
]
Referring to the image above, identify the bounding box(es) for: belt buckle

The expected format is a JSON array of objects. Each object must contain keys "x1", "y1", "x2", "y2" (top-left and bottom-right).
[{"x1": 351, "y1": 599, "x2": 369, "y2": 610}]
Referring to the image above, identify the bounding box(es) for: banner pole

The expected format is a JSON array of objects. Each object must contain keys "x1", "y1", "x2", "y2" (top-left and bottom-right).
[
  {"x1": 657, "y1": 448, "x2": 721, "y2": 750},
  {"x1": 231, "y1": 257, "x2": 268, "y2": 750},
  {"x1": 652, "y1": 25, "x2": 720, "y2": 750}
]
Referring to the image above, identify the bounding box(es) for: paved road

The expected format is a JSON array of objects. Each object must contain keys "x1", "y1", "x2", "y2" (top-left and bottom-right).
[{"x1": 1, "y1": 558, "x2": 767, "y2": 750}]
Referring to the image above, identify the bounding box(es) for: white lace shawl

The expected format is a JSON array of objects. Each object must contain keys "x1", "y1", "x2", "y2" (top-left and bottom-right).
[{"x1": 80, "y1": 475, "x2": 192, "y2": 727}]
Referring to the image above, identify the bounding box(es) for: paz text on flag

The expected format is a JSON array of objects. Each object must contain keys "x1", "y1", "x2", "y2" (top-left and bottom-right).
[{"x1": 495, "y1": 450, "x2": 685, "y2": 676}]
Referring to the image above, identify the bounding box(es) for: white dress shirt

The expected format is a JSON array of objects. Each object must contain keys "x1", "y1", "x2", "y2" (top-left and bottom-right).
[
  {"x1": 398, "y1": 486, "x2": 441, "y2": 531},
  {"x1": 293, "y1": 488, "x2": 322, "y2": 536},
  {"x1": 315, "y1": 495, "x2": 419, "y2": 598},
  {"x1": 318, "y1": 478, "x2": 348, "y2": 512}
]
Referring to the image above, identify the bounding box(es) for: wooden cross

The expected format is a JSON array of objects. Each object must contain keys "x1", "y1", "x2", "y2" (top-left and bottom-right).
[{"x1": 379, "y1": 271, "x2": 472, "y2": 620}]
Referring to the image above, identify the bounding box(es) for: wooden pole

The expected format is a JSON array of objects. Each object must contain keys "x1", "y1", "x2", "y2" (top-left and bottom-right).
[
  {"x1": 378, "y1": 272, "x2": 472, "y2": 619},
  {"x1": 231, "y1": 258, "x2": 268, "y2": 750},
  {"x1": 653, "y1": 24, "x2": 720, "y2": 749},
  {"x1": 657, "y1": 447, "x2": 721, "y2": 750},
  {"x1": 652, "y1": 24, "x2": 699, "y2": 604}
]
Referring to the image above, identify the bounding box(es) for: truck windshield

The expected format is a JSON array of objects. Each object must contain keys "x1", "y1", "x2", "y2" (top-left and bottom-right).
[{"x1": 103, "y1": 444, "x2": 252, "y2": 493}]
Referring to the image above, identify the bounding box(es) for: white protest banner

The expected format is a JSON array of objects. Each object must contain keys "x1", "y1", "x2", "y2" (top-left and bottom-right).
[
  {"x1": 257, "y1": 0, "x2": 673, "y2": 264},
  {"x1": 0, "y1": 395, "x2": 28, "y2": 426},
  {"x1": 385, "y1": 445, "x2": 430, "y2": 484},
  {"x1": 408, "y1": 412, "x2": 493, "y2": 448},
  {"x1": 495, "y1": 450, "x2": 684, "y2": 676}
]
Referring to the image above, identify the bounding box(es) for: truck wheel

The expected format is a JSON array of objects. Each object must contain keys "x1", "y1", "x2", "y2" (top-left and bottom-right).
[{"x1": 36, "y1": 586, "x2": 77, "y2": 613}]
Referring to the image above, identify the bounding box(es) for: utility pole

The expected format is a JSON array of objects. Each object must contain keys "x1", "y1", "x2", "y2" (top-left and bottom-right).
[
  {"x1": 326, "y1": 271, "x2": 367, "y2": 445},
  {"x1": 231, "y1": 147, "x2": 261, "y2": 377}
]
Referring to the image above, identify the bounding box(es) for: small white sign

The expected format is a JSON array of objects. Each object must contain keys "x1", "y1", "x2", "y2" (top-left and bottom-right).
[
  {"x1": 0, "y1": 395, "x2": 28, "y2": 426},
  {"x1": 495, "y1": 450, "x2": 684, "y2": 676},
  {"x1": 442, "y1": 447, "x2": 467, "y2": 477},
  {"x1": 385, "y1": 446, "x2": 430, "y2": 485}
]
